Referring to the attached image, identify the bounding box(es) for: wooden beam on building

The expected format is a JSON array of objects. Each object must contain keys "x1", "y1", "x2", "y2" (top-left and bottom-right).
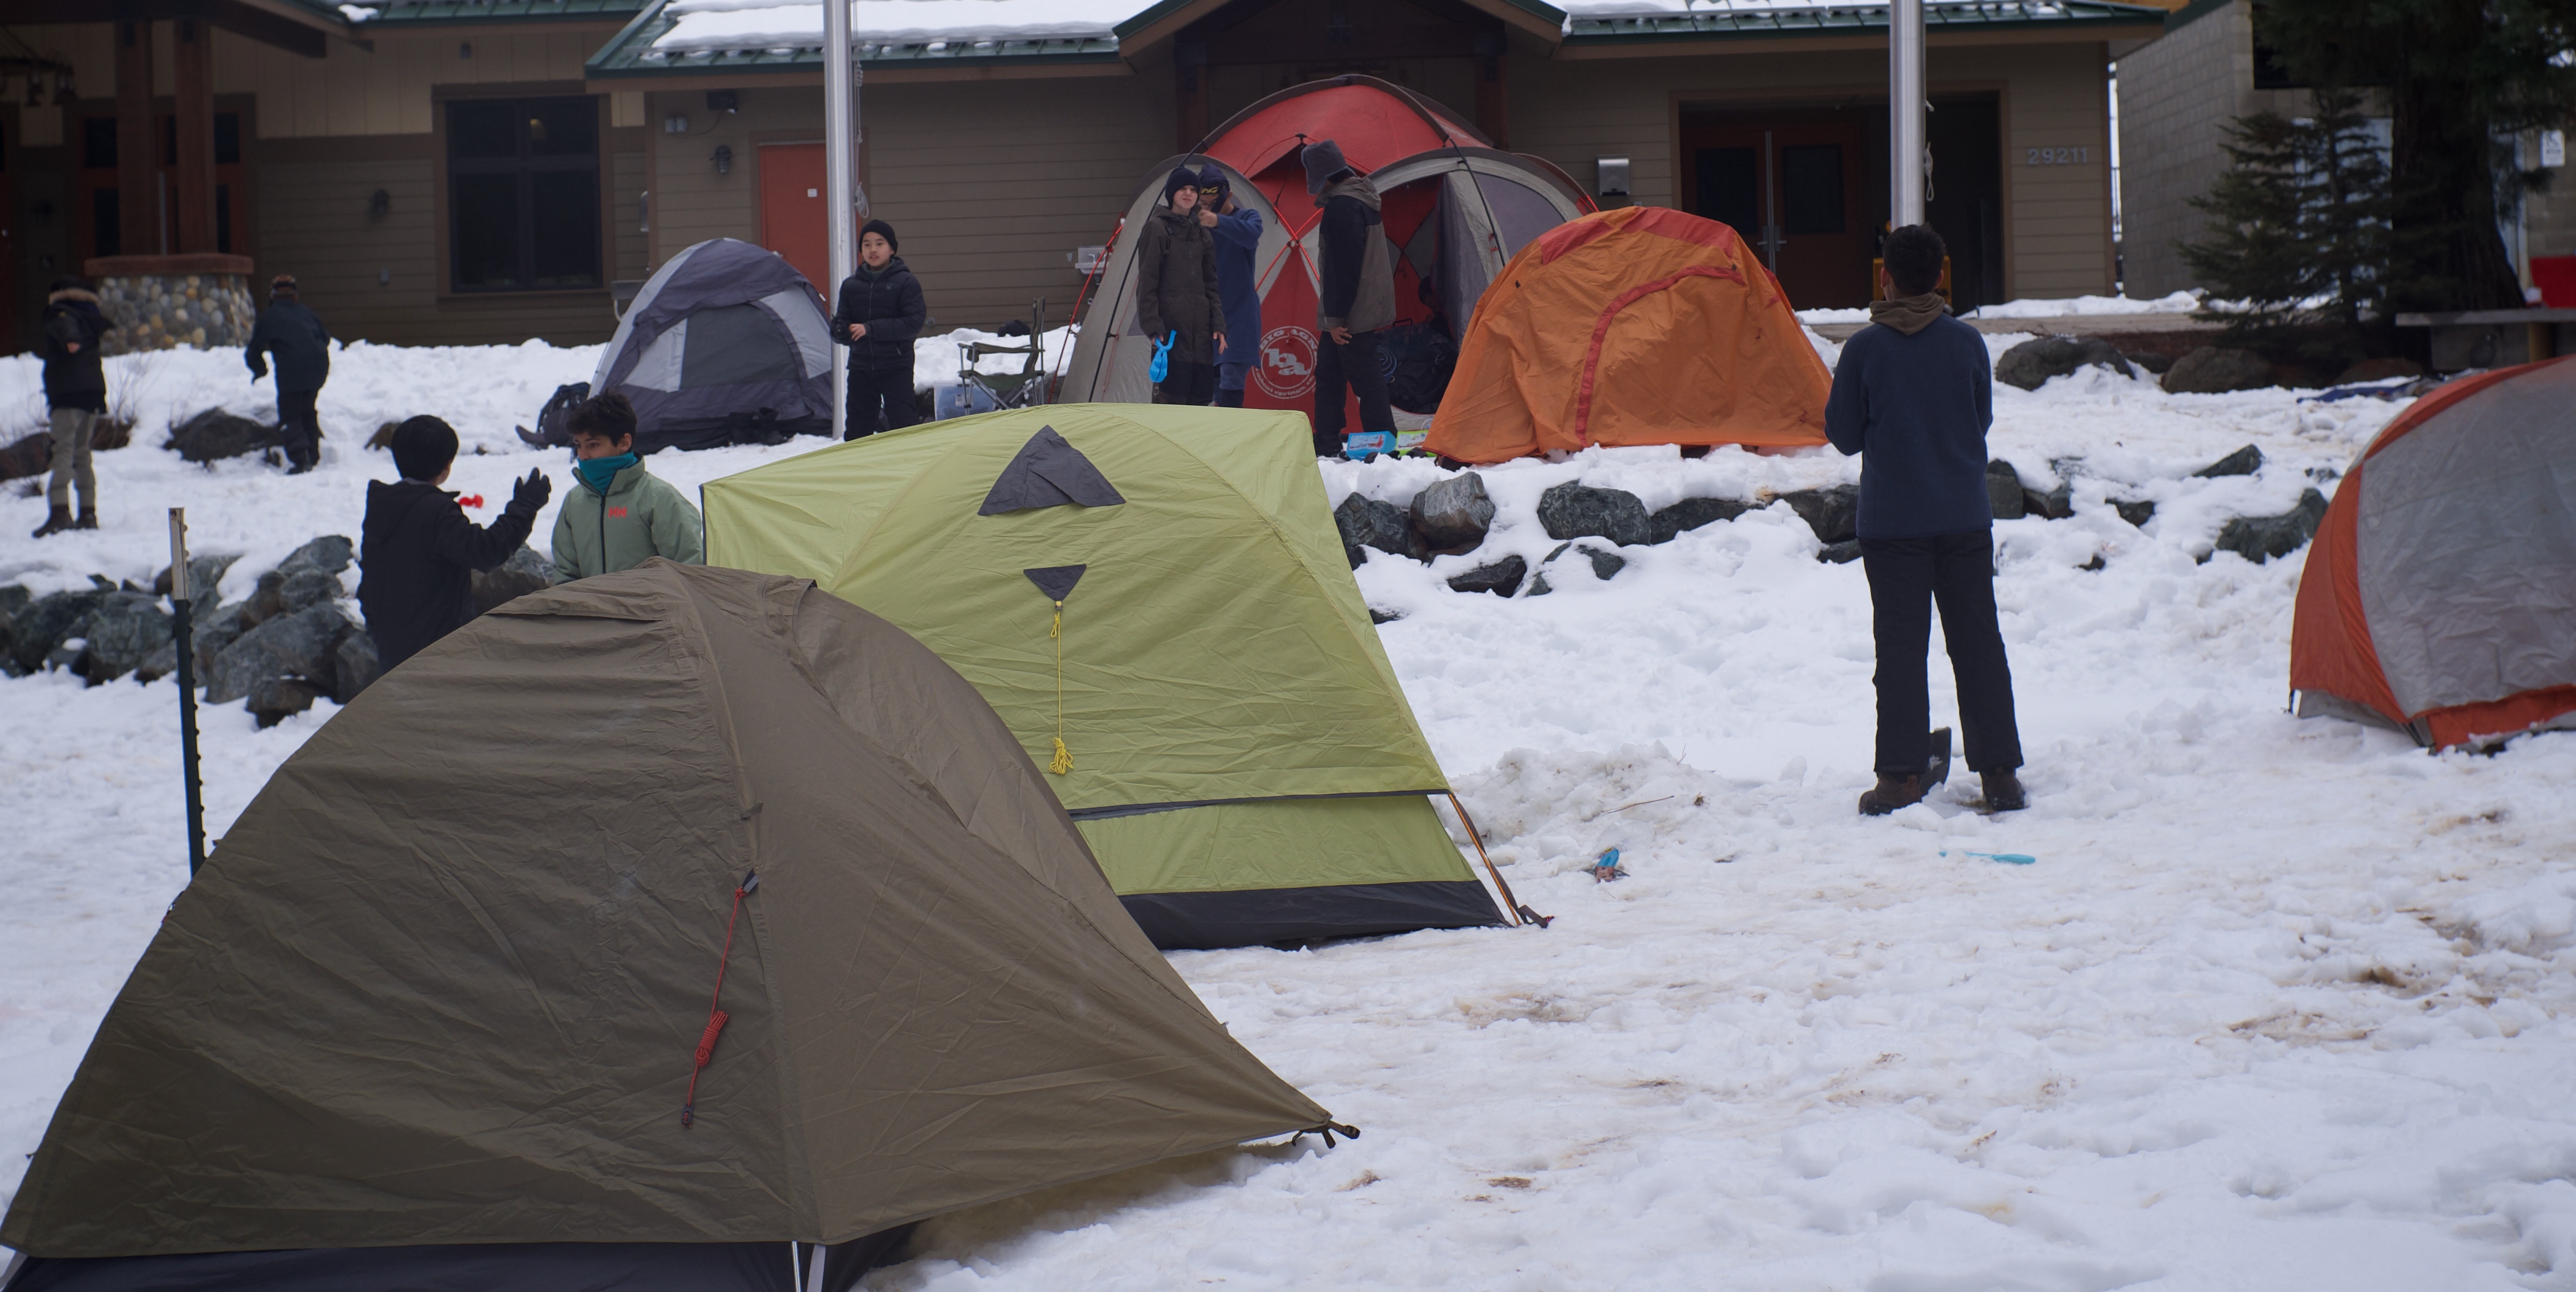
[
  {"x1": 1176, "y1": 41, "x2": 1210, "y2": 152},
  {"x1": 115, "y1": 19, "x2": 156, "y2": 257},
  {"x1": 1473, "y1": 30, "x2": 1508, "y2": 148},
  {"x1": 173, "y1": 16, "x2": 219, "y2": 253},
  {"x1": 212, "y1": 0, "x2": 333, "y2": 58}
]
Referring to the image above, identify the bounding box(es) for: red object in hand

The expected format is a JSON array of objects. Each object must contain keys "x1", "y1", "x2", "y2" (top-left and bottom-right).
[{"x1": 458, "y1": 494, "x2": 485, "y2": 509}]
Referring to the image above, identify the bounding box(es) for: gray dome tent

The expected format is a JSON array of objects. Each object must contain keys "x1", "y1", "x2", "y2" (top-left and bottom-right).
[{"x1": 593, "y1": 238, "x2": 834, "y2": 453}]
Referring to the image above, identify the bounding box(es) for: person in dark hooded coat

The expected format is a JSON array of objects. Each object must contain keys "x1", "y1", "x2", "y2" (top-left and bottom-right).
[
  {"x1": 1196, "y1": 165, "x2": 1265, "y2": 408},
  {"x1": 245, "y1": 274, "x2": 333, "y2": 474},
  {"x1": 32, "y1": 277, "x2": 112, "y2": 538},
  {"x1": 356, "y1": 416, "x2": 551, "y2": 673},
  {"x1": 1133, "y1": 165, "x2": 1225, "y2": 406},
  {"x1": 1304, "y1": 139, "x2": 1397, "y2": 457},
  {"x1": 830, "y1": 219, "x2": 928, "y2": 439}
]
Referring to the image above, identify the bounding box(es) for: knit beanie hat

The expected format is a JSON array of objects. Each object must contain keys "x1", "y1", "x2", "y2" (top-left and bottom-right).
[
  {"x1": 860, "y1": 218, "x2": 898, "y2": 254},
  {"x1": 1161, "y1": 166, "x2": 1201, "y2": 206},
  {"x1": 390, "y1": 415, "x2": 459, "y2": 483},
  {"x1": 1197, "y1": 164, "x2": 1230, "y2": 205},
  {"x1": 1302, "y1": 139, "x2": 1351, "y2": 195}
]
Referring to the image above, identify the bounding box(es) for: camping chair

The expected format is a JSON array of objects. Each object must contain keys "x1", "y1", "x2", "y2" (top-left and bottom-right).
[{"x1": 959, "y1": 298, "x2": 1050, "y2": 409}]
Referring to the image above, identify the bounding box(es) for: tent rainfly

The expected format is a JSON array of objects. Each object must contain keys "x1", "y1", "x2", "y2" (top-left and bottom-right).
[
  {"x1": 0, "y1": 563, "x2": 1337, "y2": 1292},
  {"x1": 702, "y1": 405, "x2": 1520, "y2": 950},
  {"x1": 592, "y1": 237, "x2": 836, "y2": 454}
]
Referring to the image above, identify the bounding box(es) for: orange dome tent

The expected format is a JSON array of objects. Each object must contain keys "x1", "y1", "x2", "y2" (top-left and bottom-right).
[{"x1": 1424, "y1": 206, "x2": 1832, "y2": 463}]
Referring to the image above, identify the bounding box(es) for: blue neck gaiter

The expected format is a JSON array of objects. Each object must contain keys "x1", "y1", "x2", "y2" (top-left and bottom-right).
[{"x1": 577, "y1": 452, "x2": 638, "y2": 493}]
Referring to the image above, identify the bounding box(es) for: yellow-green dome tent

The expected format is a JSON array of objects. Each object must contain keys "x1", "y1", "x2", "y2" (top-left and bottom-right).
[{"x1": 702, "y1": 405, "x2": 1510, "y2": 949}]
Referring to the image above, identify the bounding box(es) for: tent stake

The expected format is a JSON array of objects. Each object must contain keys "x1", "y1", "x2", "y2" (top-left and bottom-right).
[{"x1": 1446, "y1": 792, "x2": 1548, "y2": 928}]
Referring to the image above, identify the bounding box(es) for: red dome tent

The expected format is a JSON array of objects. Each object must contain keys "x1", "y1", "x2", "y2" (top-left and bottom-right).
[
  {"x1": 1057, "y1": 77, "x2": 1593, "y2": 425},
  {"x1": 2290, "y1": 357, "x2": 2576, "y2": 749}
]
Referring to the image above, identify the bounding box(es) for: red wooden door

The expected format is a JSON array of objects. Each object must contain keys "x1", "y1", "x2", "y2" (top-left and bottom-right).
[{"x1": 758, "y1": 143, "x2": 830, "y2": 299}]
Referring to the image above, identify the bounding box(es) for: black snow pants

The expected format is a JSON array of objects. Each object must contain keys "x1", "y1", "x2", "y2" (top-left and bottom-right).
[
  {"x1": 1312, "y1": 328, "x2": 1394, "y2": 456},
  {"x1": 277, "y1": 388, "x2": 320, "y2": 471},
  {"x1": 846, "y1": 366, "x2": 920, "y2": 439},
  {"x1": 1859, "y1": 529, "x2": 2024, "y2": 775}
]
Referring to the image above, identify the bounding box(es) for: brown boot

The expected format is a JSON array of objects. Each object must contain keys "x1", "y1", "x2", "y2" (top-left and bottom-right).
[
  {"x1": 1981, "y1": 770, "x2": 2027, "y2": 813},
  {"x1": 1858, "y1": 773, "x2": 1926, "y2": 816},
  {"x1": 31, "y1": 506, "x2": 72, "y2": 538}
]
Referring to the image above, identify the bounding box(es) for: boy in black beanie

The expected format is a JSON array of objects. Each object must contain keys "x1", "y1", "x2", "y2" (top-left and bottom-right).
[
  {"x1": 830, "y1": 219, "x2": 928, "y2": 438},
  {"x1": 356, "y1": 417, "x2": 551, "y2": 673}
]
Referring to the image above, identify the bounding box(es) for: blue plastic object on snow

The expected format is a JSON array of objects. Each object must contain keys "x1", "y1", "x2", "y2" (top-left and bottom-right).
[
  {"x1": 1342, "y1": 430, "x2": 1396, "y2": 459},
  {"x1": 1148, "y1": 331, "x2": 1175, "y2": 383},
  {"x1": 1941, "y1": 849, "x2": 2036, "y2": 865}
]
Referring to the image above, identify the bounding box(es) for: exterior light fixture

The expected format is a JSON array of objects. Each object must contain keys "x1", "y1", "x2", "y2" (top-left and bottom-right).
[
  {"x1": 1596, "y1": 155, "x2": 1631, "y2": 202},
  {"x1": 368, "y1": 188, "x2": 390, "y2": 217},
  {"x1": 712, "y1": 144, "x2": 732, "y2": 174}
]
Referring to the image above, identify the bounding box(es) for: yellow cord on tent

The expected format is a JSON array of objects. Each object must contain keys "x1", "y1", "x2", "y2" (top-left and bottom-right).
[{"x1": 1048, "y1": 600, "x2": 1074, "y2": 775}]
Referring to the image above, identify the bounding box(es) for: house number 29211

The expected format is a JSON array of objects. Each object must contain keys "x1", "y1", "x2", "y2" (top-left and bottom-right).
[{"x1": 2026, "y1": 146, "x2": 2090, "y2": 166}]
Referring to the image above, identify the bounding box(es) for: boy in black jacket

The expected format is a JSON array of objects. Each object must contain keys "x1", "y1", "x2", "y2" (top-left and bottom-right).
[
  {"x1": 1825, "y1": 225, "x2": 2026, "y2": 816},
  {"x1": 33, "y1": 277, "x2": 112, "y2": 538},
  {"x1": 830, "y1": 219, "x2": 928, "y2": 439},
  {"x1": 1302, "y1": 139, "x2": 1398, "y2": 458},
  {"x1": 356, "y1": 417, "x2": 551, "y2": 674},
  {"x1": 245, "y1": 274, "x2": 333, "y2": 474}
]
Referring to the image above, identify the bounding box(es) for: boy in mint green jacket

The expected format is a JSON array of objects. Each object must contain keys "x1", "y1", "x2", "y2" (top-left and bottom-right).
[{"x1": 551, "y1": 393, "x2": 704, "y2": 581}]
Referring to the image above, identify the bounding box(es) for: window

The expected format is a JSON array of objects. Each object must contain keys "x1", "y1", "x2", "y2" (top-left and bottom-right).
[
  {"x1": 83, "y1": 117, "x2": 116, "y2": 169},
  {"x1": 447, "y1": 97, "x2": 601, "y2": 292},
  {"x1": 1780, "y1": 145, "x2": 1844, "y2": 235}
]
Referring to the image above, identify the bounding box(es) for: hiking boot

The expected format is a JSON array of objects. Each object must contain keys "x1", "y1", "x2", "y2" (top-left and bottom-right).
[
  {"x1": 1858, "y1": 773, "x2": 1926, "y2": 816},
  {"x1": 74, "y1": 509, "x2": 98, "y2": 529},
  {"x1": 1981, "y1": 770, "x2": 2027, "y2": 813},
  {"x1": 31, "y1": 506, "x2": 72, "y2": 538}
]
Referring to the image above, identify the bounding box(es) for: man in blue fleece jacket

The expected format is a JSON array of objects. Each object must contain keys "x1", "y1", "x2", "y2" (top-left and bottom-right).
[{"x1": 1825, "y1": 224, "x2": 2026, "y2": 816}]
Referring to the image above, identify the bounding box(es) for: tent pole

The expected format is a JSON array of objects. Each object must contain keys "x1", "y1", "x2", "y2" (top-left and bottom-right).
[
  {"x1": 1889, "y1": 0, "x2": 1926, "y2": 228},
  {"x1": 824, "y1": 0, "x2": 857, "y2": 440},
  {"x1": 1446, "y1": 792, "x2": 1544, "y2": 928}
]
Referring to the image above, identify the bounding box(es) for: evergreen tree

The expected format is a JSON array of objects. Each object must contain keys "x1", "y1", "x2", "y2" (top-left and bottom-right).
[{"x1": 2179, "y1": 89, "x2": 2397, "y2": 359}]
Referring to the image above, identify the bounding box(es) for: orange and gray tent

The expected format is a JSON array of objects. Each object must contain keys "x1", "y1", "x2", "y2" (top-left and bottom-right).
[
  {"x1": 0, "y1": 563, "x2": 1334, "y2": 1292},
  {"x1": 2290, "y1": 358, "x2": 2576, "y2": 749},
  {"x1": 1424, "y1": 206, "x2": 1834, "y2": 463},
  {"x1": 1057, "y1": 76, "x2": 1592, "y2": 419}
]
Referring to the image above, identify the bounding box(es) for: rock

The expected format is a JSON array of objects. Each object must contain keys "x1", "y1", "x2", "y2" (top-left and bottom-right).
[
  {"x1": 2113, "y1": 499, "x2": 2157, "y2": 528},
  {"x1": 154, "y1": 552, "x2": 241, "y2": 600},
  {"x1": 1367, "y1": 607, "x2": 1402, "y2": 625},
  {"x1": 1333, "y1": 494, "x2": 1422, "y2": 567},
  {"x1": 1993, "y1": 335, "x2": 2135, "y2": 391},
  {"x1": 2333, "y1": 356, "x2": 2427, "y2": 384},
  {"x1": 331, "y1": 630, "x2": 381, "y2": 703},
  {"x1": 1819, "y1": 539, "x2": 1863, "y2": 564},
  {"x1": 77, "y1": 591, "x2": 174, "y2": 684},
  {"x1": 1649, "y1": 497, "x2": 1750, "y2": 544},
  {"x1": 167, "y1": 408, "x2": 284, "y2": 463},
  {"x1": 2161, "y1": 347, "x2": 2276, "y2": 394},
  {"x1": 471, "y1": 546, "x2": 555, "y2": 614},
  {"x1": 1987, "y1": 460, "x2": 2026, "y2": 520},
  {"x1": 1537, "y1": 482, "x2": 1650, "y2": 547},
  {"x1": 2124, "y1": 351, "x2": 2176, "y2": 375},
  {"x1": 0, "y1": 432, "x2": 51, "y2": 482},
  {"x1": 192, "y1": 598, "x2": 268, "y2": 677},
  {"x1": 247, "y1": 677, "x2": 325, "y2": 729},
  {"x1": 205, "y1": 603, "x2": 354, "y2": 705},
  {"x1": 9, "y1": 588, "x2": 107, "y2": 675},
  {"x1": 276, "y1": 535, "x2": 355, "y2": 578},
  {"x1": 1409, "y1": 473, "x2": 1495, "y2": 552},
  {"x1": 1543, "y1": 541, "x2": 1624, "y2": 582},
  {"x1": 1446, "y1": 555, "x2": 1528, "y2": 597},
  {"x1": 280, "y1": 568, "x2": 344, "y2": 614},
  {"x1": 1777, "y1": 485, "x2": 1859, "y2": 543},
  {"x1": 2212, "y1": 488, "x2": 2330, "y2": 564},
  {"x1": 2080, "y1": 554, "x2": 2107, "y2": 572},
  {"x1": 2022, "y1": 480, "x2": 2074, "y2": 520},
  {"x1": 2193, "y1": 444, "x2": 2265, "y2": 478}
]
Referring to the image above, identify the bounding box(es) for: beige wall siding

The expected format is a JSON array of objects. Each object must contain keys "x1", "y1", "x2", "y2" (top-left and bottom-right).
[
  {"x1": 2112, "y1": 2, "x2": 2311, "y2": 296},
  {"x1": 214, "y1": 26, "x2": 615, "y2": 138},
  {"x1": 647, "y1": 73, "x2": 1170, "y2": 333}
]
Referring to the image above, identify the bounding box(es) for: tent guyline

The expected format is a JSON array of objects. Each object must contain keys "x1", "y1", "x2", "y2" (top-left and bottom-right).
[
  {"x1": 682, "y1": 868, "x2": 758, "y2": 1129},
  {"x1": 1024, "y1": 563, "x2": 1090, "y2": 776}
]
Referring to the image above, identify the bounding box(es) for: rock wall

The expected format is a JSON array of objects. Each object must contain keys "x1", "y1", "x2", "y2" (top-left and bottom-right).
[{"x1": 94, "y1": 272, "x2": 256, "y2": 355}]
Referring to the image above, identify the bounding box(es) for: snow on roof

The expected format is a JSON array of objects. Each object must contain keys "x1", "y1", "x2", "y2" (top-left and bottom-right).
[
  {"x1": 653, "y1": 0, "x2": 1133, "y2": 49},
  {"x1": 1555, "y1": 0, "x2": 2102, "y2": 24}
]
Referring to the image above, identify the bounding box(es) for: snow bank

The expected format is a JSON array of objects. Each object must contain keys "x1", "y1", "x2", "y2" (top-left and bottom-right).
[{"x1": 1798, "y1": 292, "x2": 2203, "y2": 327}]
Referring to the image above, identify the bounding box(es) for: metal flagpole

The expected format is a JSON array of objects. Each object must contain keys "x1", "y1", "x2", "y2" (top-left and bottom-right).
[
  {"x1": 824, "y1": 0, "x2": 857, "y2": 440},
  {"x1": 1889, "y1": 0, "x2": 1926, "y2": 229},
  {"x1": 168, "y1": 508, "x2": 207, "y2": 876}
]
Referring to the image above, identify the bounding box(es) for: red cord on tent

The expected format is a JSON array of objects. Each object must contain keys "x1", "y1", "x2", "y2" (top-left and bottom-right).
[{"x1": 681, "y1": 869, "x2": 758, "y2": 1129}]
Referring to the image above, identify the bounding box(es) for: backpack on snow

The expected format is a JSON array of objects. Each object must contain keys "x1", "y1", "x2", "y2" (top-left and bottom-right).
[{"x1": 515, "y1": 382, "x2": 591, "y2": 448}]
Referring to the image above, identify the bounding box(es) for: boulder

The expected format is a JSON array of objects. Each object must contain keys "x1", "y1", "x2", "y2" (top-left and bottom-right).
[
  {"x1": 471, "y1": 545, "x2": 555, "y2": 614},
  {"x1": 2212, "y1": 488, "x2": 2330, "y2": 564},
  {"x1": 1537, "y1": 482, "x2": 1650, "y2": 547},
  {"x1": 77, "y1": 591, "x2": 174, "y2": 684},
  {"x1": 331, "y1": 630, "x2": 381, "y2": 703},
  {"x1": 1333, "y1": 494, "x2": 1422, "y2": 567},
  {"x1": 154, "y1": 552, "x2": 242, "y2": 600},
  {"x1": 280, "y1": 568, "x2": 344, "y2": 615},
  {"x1": 1367, "y1": 608, "x2": 1402, "y2": 626},
  {"x1": 276, "y1": 535, "x2": 355, "y2": 578},
  {"x1": 1546, "y1": 540, "x2": 1625, "y2": 580},
  {"x1": 1649, "y1": 497, "x2": 1750, "y2": 544},
  {"x1": 0, "y1": 432, "x2": 51, "y2": 482},
  {"x1": 1409, "y1": 473, "x2": 1495, "y2": 552},
  {"x1": 1819, "y1": 539, "x2": 1863, "y2": 564},
  {"x1": 9, "y1": 588, "x2": 107, "y2": 675},
  {"x1": 1777, "y1": 485, "x2": 1859, "y2": 543},
  {"x1": 2124, "y1": 351, "x2": 2176, "y2": 375},
  {"x1": 167, "y1": 408, "x2": 284, "y2": 463},
  {"x1": 2022, "y1": 480, "x2": 2074, "y2": 520},
  {"x1": 247, "y1": 677, "x2": 325, "y2": 729},
  {"x1": 2193, "y1": 444, "x2": 2265, "y2": 478},
  {"x1": 192, "y1": 598, "x2": 268, "y2": 677},
  {"x1": 0, "y1": 586, "x2": 26, "y2": 675},
  {"x1": 2162, "y1": 347, "x2": 2276, "y2": 394},
  {"x1": 1993, "y1": 335, "x2": 2135, "y2": 391},
  {"x1": 1446, "y1": 555, "x2": 1528, "y2": 597},
  {"x1": 2113, "y1": 499, "x2": 2157, "y2": 528},
  {"x1": 205, "y1": 603, "x2": 355, "y2": 705},
  {"x1": 2333, "y1": 356, "x2": 2427, "y2": 385},
  {"x1": 1986, "y1": 460, "x2": 2027, "y2": 520}
]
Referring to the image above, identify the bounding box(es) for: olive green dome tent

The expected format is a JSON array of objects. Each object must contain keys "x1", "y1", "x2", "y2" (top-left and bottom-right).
[
  {"x1": 0, "y1": 562, "x2": 1334, "y2": 1292},
  {"x1": 701, "y1": 406, "x2": 1513, "y2": 949}
]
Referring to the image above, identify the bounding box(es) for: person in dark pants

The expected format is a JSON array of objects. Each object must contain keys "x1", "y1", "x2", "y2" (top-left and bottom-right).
[
  {"x1": 1303, "y1": 139, "x2": 1396, "y2": 458},
  {"x1": 1198, "y1": 165, "x2": 1264, "y2": 408},
  {"x1": 356, "y1": 416, "x2": 550, "y2": 673},
  {"x1": 33, "y1": 277, "x2": 112, "y2": 538},
  {"x1": 830, "y1": 219, "x2": 928, "y2": 439},
  {"x1": 1825, "y1": 224, "x2": 2026, "y2": 816},
  {"x1": 245, "y1": 274, "x2": 331, "y2": 474},
  {"x1": 1134, "y1": 165, "x2": 1224, "y2": 406}
]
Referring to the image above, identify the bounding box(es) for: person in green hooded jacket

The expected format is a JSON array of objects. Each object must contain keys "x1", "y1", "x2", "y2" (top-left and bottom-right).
[{"x1": 551, "y1": 392, "x2": 704, "y2": 581}]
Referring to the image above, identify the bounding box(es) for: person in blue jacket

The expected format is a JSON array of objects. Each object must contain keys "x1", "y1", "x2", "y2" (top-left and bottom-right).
[
  {"x1": 245, "y1": 274, "x2": 331, "y2": 474},
  {"x1": 1196, "y1": 165, "x2": 1265, "y2": 407}
]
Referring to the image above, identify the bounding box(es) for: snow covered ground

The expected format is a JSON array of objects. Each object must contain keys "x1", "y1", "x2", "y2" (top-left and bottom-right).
[{"x1": 6, "y1": 333, "x2": 2575, "y2": 1290}]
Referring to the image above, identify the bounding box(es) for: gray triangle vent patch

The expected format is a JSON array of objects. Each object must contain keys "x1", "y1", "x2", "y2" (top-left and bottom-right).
[{"x1": 979, "y1": 426, "x2": 1127, "y2": 515}]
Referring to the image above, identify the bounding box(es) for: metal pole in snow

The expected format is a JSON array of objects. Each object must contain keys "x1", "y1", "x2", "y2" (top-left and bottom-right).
[
  {"x1": 168, "y1": 508, "x2": 207, "y2": 876},
  {"x1": 825, "y1": 0, "x2": 857, "y2": 440},
  {"x1": 1889, "y1": 0, "x2": 1926, "y2": 229}
]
